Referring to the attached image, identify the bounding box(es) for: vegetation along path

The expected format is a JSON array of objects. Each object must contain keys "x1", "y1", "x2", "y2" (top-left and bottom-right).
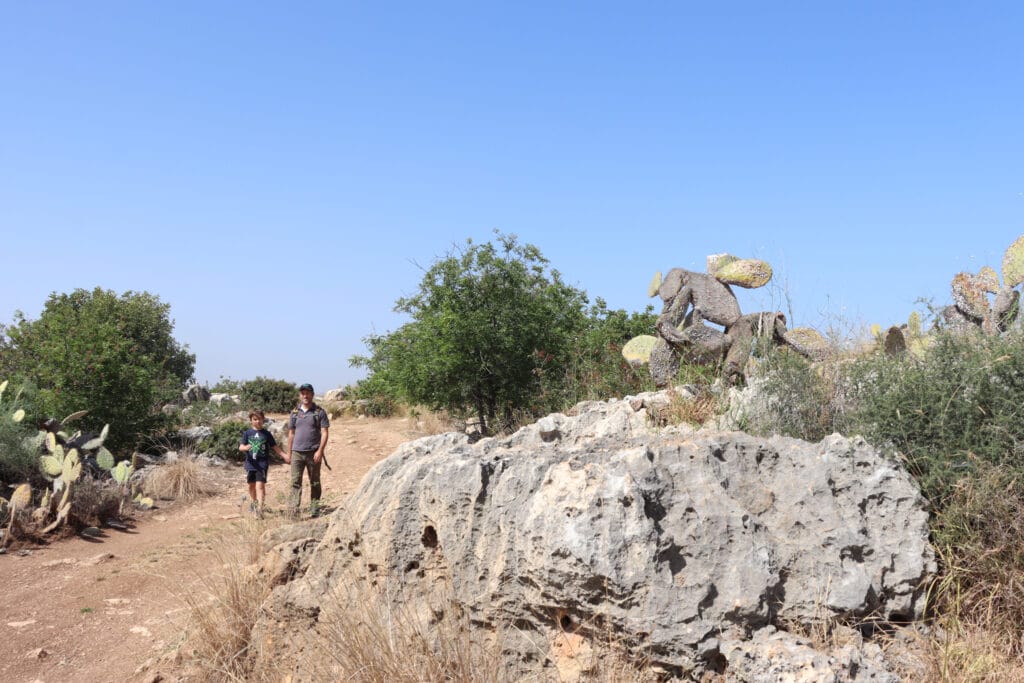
[{"x1": 0, "y1": 414, "x2": 421, "y2": 683}]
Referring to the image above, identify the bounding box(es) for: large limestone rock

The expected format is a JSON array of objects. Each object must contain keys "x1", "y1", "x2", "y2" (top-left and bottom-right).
[{"x1": 258, "y1": 396, "x2": 934, "y2": 680}]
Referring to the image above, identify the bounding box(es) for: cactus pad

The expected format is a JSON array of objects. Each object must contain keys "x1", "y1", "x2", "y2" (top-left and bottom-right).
[
  {"x1": 713, "y1": 258, "x2": 772, "y2": 288},
  {"x1": 870, "y1": 324, "x2": 881, "y2": 339},
  {"x1": 83, "y1": 424, "x2": 109, "y2": 450},
  {"x1": 1002, "y1": 235, "x2": 1024, "y2": 288},
  {"x1": 0, "y1": 379, "x2": 7, "y2": 399},
  {"x1": 621, "y1": 335, "x2": 657, "y2": 366},
  {"x1": 41, "y1": 456, "x2": 63, "y2": 477},
  {"x1": 11, "y1": 409, "x2": 24, "y2": 423},
  {"x1": 10, "y1": 483, "x2": 31, "y2": 509},
  {"x1": 706, "y1": 253, "x2": 739, "y2": 273},
  {"x1": 60, "y1": 409, "x2": 89, "y2": 424},
  {"x1": 96, "y1": 447, "x2": 115, "y2": 471},
  {"x1": 951, "y1": 272, "x2": 991, "y2": 322},
  {"x1": 977, "y1": 266, "x2": 1000, "y2": 293},
  {"x1": 883, "y1": 327, "x2": 907, "y2": 355},
  {"x1": 112, "y1": 461, "x2": 134, "y2": 485},
  {"x1": 647, "y1": 271, "x2": 663, "y2": 297},
  {"x1": 783, "y1": 327, "x2": 830, "y2": 361}
]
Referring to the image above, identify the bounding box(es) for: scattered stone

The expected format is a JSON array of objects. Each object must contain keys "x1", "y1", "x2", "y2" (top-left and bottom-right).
[
  {"x1": 8, "y1": 619, "x2": 37, "y2": 628},
  {"x1": 105, "y1": 598, "x2": 131, "y2": 606},
  {"x1": 80, "y1": 552, "x2": 115, "y2": 566},
  {"x1": 221, "y1": 514, "x2": 242, "y2": 520},
  {"x1": 24, "y1": 647, "x2": 48, "y2": 660},
  {"x1": 81, "y1": 526, "x2": 103, "y2": 537},
  {"x1": 42, "y1": 558, "x2": 76, "y2": 568},
  {"x1": 131, "y1": 625, "x2": 153, "y2": 638}
]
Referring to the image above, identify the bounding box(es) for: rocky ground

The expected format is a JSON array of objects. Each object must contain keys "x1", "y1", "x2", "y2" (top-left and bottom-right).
[{"x1": 0, "y1": 414, "x2": 421, "y2": 683}]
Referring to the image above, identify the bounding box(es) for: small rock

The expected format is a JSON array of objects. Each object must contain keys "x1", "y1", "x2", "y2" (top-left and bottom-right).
[
  {"x1": 8, "y1": 619, "x2": 37, "y2": 628},
  {"x1": 105, "y1": 519, "x2": 128, "y2": 530},
  {"x1": 24, "y1": 647, "x2": 48, "y2": 659},
  {"x1": 80, "y1": 552, "x2": 114, "y2": 566},
  {"x1": 82, "y1": 526, "x2": 103, "y2": 537},
  {"x1": 43, "y1": 558, "x2": 76, "y2": 568},
  {"x1": 153, "y1": 515, "x2": 168, "y2": 522},
  {"x1": 105, "y1": 598, "x2": 131, "y2": 606},
  {"x1": 222, "y1": 514, "x2": 242, "y2": 520},
  {"x1": 131, "y1": 625, "x2": 153, "y2": 638}
]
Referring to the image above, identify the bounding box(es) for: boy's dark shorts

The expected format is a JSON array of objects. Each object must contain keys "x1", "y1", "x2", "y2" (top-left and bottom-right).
[{"x1": 246, "y1": 468, "x2": 268, "y2": 483}]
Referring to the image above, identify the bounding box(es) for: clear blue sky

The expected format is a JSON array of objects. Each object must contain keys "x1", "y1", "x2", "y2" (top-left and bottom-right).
[{"x1": 2, "y1": 3, "x2": 1022, "y2": 391}]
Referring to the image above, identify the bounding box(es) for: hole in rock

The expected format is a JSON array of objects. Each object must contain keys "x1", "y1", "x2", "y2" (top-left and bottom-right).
[{"x1": 421, "y1": 525, "x2": 438, "y2": 548}]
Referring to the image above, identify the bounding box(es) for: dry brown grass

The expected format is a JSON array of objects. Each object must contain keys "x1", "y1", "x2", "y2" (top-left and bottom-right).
[
  {"x1": 144, "y1": 458, "x2": 210, "y2": 501},
  {"x1": 177, "y1": 516, "x2": 276, "y2": 682},
  {"x1": 654, "y1": 387, "x2": 722, "y2": 427}
]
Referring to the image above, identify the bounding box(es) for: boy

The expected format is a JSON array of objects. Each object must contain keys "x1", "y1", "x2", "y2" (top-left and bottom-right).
[{"x1": 239, "y1": 409, "x2": 290, "y2": 517}]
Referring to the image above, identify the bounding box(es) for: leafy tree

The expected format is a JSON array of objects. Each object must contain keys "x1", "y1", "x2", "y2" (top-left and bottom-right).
[
  {"x1": 0, "y1": 288, "x2": 195, "y2": 452},
  {"x1": 240, "y1": 376, "x2": 297, "y2": 413},
  {"x1": 352, "y1": 233, "x2": 588, "y2": 434}
]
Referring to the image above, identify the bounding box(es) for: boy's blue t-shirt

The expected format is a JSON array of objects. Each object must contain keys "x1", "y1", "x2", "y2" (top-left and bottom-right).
[{"x1": 240, "y1": 428, "x2": 276, "y2": 472}]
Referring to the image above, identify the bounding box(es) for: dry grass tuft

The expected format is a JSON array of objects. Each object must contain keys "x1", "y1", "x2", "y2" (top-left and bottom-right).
[
  {"x1": 655, "y1": 387, "x2": 722, "y2": 427},
  {"x1": 145, "y1": 458, "x2": 210, "y2": 501},
  {"x1": 178, "y1": 517, "x2": 278, "y2": 682}
]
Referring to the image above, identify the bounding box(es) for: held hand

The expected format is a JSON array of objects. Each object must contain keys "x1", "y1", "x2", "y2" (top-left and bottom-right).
[{"x1": 313, "y1": 451, "x2": 323, "y2": 464}]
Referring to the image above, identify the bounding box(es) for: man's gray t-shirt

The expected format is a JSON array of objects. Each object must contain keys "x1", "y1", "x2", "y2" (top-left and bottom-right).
[{"x1": 289, "y1": 405, "x2": 329, "y2": 451}]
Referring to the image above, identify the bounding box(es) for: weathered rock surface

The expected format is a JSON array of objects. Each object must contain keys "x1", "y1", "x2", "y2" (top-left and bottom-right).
[{"x1": 258, "y1": 395, "x2": 934, "y2": 680}]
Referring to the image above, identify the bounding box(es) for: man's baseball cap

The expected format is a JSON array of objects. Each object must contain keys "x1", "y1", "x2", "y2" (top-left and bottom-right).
[{"x1": 299, "y1": 383, "x2": 314, "y2": 392}]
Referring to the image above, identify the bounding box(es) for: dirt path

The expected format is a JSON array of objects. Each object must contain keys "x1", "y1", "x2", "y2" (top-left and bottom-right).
[{"x1": 0, "y1": 414, "x2": 423, "y2": 683}]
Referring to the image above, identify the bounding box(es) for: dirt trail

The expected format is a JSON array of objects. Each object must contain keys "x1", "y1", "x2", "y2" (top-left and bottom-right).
[{"x1": 0, "y1": 414, "x2": 422, "y2": 683}]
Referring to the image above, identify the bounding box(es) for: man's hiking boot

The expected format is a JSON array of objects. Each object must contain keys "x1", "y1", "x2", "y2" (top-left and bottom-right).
[{"x1": 309, "y1": 502, "x2": 322, "y2": 518}]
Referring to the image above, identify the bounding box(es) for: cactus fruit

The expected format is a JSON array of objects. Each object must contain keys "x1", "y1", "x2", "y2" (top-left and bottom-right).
[
  {"x1": 622, "y1": 335, "x2": 658, "y2": 366},
  {"x1": 647, "y1": 271, "x2": 663, "y2": 297}
]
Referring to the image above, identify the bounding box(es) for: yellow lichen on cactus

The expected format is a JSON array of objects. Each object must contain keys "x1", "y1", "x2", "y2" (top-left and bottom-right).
[
  {"x1": 870, "y1": 324, "x2": 882, "y2": 339},
  {"x1": 784, "y1": 327, "x2": 830, "y2": 361},
  {"x1": 10, "y1": 483, "x2": 31, "y2": 509},
  {"x1": 977, "y1": 266, "x2": 1000, "y2": 293},
  {"x1": 647, "y1": 271, "x2": 663, "y2": 297},
  {"x1": 622, "y1": 335, "x2": 657, "y2": 366},
  {"x1": 1003, "y1": 235, "x2": 1024, "y2": 289},
  {"x1": 951, "y1": 272, "x2": 991, "y2": 321},
  {"x1": 713, "y1": 258, "x2": 772, "y2": 288}
]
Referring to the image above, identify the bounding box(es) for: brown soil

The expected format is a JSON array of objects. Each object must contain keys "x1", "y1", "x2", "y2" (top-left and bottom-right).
[{"x1": 0, "y1": 414, "x2": 423, "y2": 683}]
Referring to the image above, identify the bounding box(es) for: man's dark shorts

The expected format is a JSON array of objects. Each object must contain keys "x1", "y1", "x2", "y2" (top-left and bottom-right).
[{"x1": 246, "y1": 468, "x2": 268, "y2": 484}]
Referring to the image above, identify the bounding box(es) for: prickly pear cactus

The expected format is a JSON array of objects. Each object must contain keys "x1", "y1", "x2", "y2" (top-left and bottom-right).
[
  {"x1": 621, "y1": 335, "x2": 658, "y2": 366},
  {"x1": 647, "y1": 271, "x2": 663, "y2": 297},
  {"x1": 951, "y1": 272, "x2": 991, "y2": 322},
  {"x1": 783, "y1": 327, "x2": 830, "y2": 361},
  {"x1": 713, "y1": 258, "x2": 773, "y2": 289},
  {"x1": 1002, "y1": 235, "x2": 1024, "y2": 289},
  {"x1": 112, "y1": 461, "x2": 134, "y2": 485}
]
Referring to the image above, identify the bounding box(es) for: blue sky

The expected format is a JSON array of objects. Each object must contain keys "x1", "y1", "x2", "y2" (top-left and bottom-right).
[{"x1": 2, "y1": 3, "x2": 1022, "y2": 391}]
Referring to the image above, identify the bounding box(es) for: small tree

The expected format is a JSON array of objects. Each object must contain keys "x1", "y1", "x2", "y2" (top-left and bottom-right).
[
  {"x1": 0, "y1": 288, "x2": 195, "y2": 452},
  {"x1": 352, "y1": 233, "x2": 588, "y2": 434}
]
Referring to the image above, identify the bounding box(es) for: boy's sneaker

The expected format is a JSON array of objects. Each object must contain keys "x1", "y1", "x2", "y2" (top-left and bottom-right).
[{"x1": 309, "y1": 502, "x2": 322, "y2": 518}]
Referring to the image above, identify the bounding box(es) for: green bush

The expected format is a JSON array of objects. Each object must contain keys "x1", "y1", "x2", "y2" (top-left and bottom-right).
[
  {"x1": 0, "y1": 288, "x2": 194, "y2": 452},
  {"x1": 204, "y1": 420, "x2": 249, "y2": 462},
  {"x1": 837, "y1": 329, "x2": 1024, "y2": 508},
  {"x1": 0, "y1": 380, "x2": 41, "y2": 488},
  {"x1": 742, "y1": 347, "x2": 836, "y2": 442},
  {"x1": 240, "y1": 377, "x2": 296, "y2": 414},
  {"x1": 349, "y1": 375, "x2": 398, "y2": 417},
  {"x1": 209, "y1": 376, "x2": 243, "y2": 394}
]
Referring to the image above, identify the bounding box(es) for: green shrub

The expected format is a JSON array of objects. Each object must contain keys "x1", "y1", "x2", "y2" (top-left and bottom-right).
[
  {"x1": 837, "y1": 329, "x2": 1024, "y2": 508},
  {"x1": 742, "y1": 348, "x2": 836, "y2": 442},
  {"x1": 204, "y1": 420, "x2": 249, "y2": 462},
  {"x1": 240, "y1": 377, "x2": 296, "y2": 414},
  {"x1": 349, "y1": 375, "x2": 398, "y2": 417},
  {"x1": 0, "y1": 380, "x2": 40, "y2": 487},
  {"x1": 209, "y1": 376, "x2": 243, "y2": 394},
  {"x1": 0, "y1": 288, "x2": 194, "y2": 452}
]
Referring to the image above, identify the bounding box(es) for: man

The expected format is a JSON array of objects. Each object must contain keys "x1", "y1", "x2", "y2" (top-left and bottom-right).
[{"x1": 287, "y1": 383, "x2": 330, "y2": 517}]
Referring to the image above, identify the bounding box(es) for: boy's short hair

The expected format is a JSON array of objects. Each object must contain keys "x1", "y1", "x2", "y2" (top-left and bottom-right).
[{"x1": 248, "y1": 409, "x2": 266, "y2": 420}]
